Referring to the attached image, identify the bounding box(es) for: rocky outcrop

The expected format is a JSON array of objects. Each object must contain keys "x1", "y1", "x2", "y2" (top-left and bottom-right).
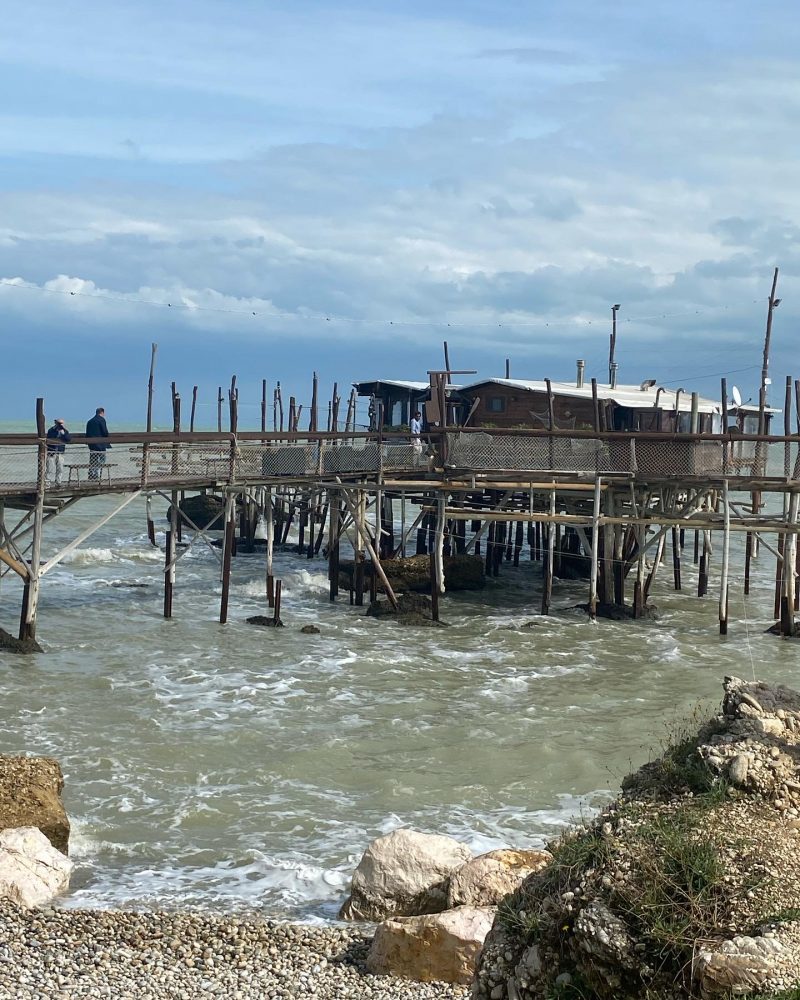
[
  {"x1": 339, "y1": 829, "x2": 472, "y2": 921},
  {"x1": 367, "y1": 906, "x2": 495, "y2": 985},
  {"x1": 0, "y1": 756, "x2": 70, "y2": 853},
  {"x1": 175, "y1": 493, "x2": 226, "y2": 530},
  {"x1": 340, "y1": 554, "x2": 485, "y2": 595},
  {"x1": 0, "y1": 628, "x2": 43, "y2": 655},
  {"x1": 0, "y1": 827, "x2": 73, "y2": 908},
  {"x1": 446, "y1": 850, "x2": 551, "y2": 909},
  {"x1": 476, "y1": 676, "x2": 800, "y2": 1000},
  {"x1": 365, "y1": 593, "x2": 446, "y2": 627}
]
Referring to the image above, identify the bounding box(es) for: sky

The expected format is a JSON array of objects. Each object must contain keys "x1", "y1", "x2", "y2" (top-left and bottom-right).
[{"x1": 1, "y1": 0, "x2": 799, "y2": 427}]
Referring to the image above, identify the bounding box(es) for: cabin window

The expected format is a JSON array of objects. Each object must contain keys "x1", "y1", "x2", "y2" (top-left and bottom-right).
[{"x1": 487, "y1": 396, "x2": 506, "y2": 413}]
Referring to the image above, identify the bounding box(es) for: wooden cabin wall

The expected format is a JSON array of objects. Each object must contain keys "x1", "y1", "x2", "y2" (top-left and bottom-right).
[{"x1": 462, "y1": 387, "x2": 596, "y2": 429}]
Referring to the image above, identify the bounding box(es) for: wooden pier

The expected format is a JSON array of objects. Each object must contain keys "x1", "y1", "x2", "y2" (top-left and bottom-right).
[{"x1": 3, "y1": 384, "x2": 800, "y2": 649}]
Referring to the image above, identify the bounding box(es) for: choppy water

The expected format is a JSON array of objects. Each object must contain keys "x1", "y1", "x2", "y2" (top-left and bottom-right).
[{"x1": 1, "y1": 486, "x2": 798, "y2": 922}]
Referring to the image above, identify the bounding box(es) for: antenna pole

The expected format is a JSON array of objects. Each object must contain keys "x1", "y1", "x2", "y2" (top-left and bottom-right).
[
  {"x1": 758, "y1": 266, "x2": 780, "y2": 434},
  {"x1": 609, "y1": 304, "x2": 621, "y2": 384}
]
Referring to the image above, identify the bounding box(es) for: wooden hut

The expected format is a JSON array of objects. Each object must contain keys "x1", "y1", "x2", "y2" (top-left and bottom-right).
[{"x1": 458, "y1": 373, "x2": 771, "y2": 433}]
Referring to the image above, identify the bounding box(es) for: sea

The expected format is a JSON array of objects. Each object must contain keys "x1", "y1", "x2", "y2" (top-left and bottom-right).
[{"x1": 1, "y1": 421, "x2": 798, "y2": 922}]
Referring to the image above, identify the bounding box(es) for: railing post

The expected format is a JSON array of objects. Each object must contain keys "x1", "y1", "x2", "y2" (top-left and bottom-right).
[{"x1": 228, "y1": 434, "x2": 237, "y2": 485}]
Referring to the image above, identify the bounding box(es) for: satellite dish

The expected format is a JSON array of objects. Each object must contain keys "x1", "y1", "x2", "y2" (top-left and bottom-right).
[{"x1": 731, "y1": 385, "x2": 742, "y2": 408}]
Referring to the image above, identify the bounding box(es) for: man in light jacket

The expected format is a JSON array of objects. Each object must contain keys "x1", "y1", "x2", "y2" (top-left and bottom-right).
[{"x1": 45, "y1": 418, "x2": 71, "y2": 487}]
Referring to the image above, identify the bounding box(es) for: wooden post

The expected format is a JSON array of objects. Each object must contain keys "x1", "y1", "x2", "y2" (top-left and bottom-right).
[
  {"x1": 589, "y1": 477, "x2": 601, "y2": 619},
  {"x1": 698, "y1": 530, "x2": 710, "y2": 598},
  {"x1": 146, "y1": 493, "x2": 157, "y2": 546},
  {"x1": 744, "y1": 531, "x2": 753, "y2": 596},
  {"x1": 20, "y1": 398, "x2": 47, "y2": 641},
  {"x1": 220, "y1": 495, "x2": 235, "y2": 624},
  {"x1": 354, "y1": 486, "x2": 365, "y2": 606},
  {"x1": 146, "y1": 343, "x2": 157, "y2": 432},
  {"x1": 541, "y1": 489, "x2": 557, "y2": 615},
  {"x1": 774, "y1": 533, "x2": 785, "y2": 621},
  {"x1": 783, "y1": 492, "x2": 799, "y2": 635},
  {"x1": 217, "y1": 387, "x2": 223, "y2": 432},
  {"x1": 190, "y1": 386, "x2": 198, "y2": 432},
  {"x1": 309, "y1": 372, "x2": 319, "y2": 432},
  {"x1": 273, "y1": 579, "x2": 283, "y2": 626},
  {"x1": 261, "y1": 379, "x2": 267, "y2": 433},
  {"x1": 633, "y1": 521, "x2": 647, "y2": 618},
  {"x1": 266, "y1": 488, "x2": 274, "y2": 607},
  {"x1": 164, "y1": 489, "x2": 178, "y2": 619},
  {"x1": 671, "y1": 527, "x2": 682, "y2": 590},
  {"x1": 719, "y1": 481, "x2": 730, "y2": 635},
  {"x1": 644, "y1": 533, "x2": 666, "y2": 601},
  {"x1": 328, "y1": 492, "x2": 340, "y2": 602}
]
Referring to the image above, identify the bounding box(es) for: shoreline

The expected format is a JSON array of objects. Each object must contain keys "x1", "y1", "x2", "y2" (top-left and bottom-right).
[{"x1": 0, "y1": 900, "x2": 470, "y2": 1000}]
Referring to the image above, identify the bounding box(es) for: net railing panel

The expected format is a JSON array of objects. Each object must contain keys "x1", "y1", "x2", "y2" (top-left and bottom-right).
[{"x1": 1, "y1": 435, "x2": 798, "y2": 494}]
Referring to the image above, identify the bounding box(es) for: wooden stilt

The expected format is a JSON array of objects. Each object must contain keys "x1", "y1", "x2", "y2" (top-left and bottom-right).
[
  {"x1": 633, "y1": 523, "x2": 646, "y2": 618},
  {"x1": 20, "y1": 399, "x2": 47, "y2": 642},
  {"x1": 146, "y1": 494, "x2": 156, "y2": 546},
  {"x1": 774, "y1": 532, "x2": 785, "y2": 621},
  {"x1": 671, "y1": 527, "x2": 682, "y2": 590},
  {"x1": 698, "y1": 531, "x2": 710, "y2": 597},
  {"x1": 513, "y1": 520, "x2": 523, "y2": 567},
  {"x1": 220, "y1": 495, "x2": 235, "y2": 624},
  {"x1": 589, "y1": 477, "x2": 601, "y2": 620},
  {"x1": 643, "y1": 533, "x2": 665, "y2": 601},
  {"x1": 542, "y1": 489, "x2": 557, "y2": 615},
  {"x1": 719, "y1": 481, "x2": 730, "y2": 634},
  {"x1": 266, "y1": 487, "x2": 275, "y2": 608},
  {"x1": 328, "y1": 495, "x2": 340, "y2": 602},
  {"x1": 783, "y1": 492, "x2": 799, "y2": 635}
]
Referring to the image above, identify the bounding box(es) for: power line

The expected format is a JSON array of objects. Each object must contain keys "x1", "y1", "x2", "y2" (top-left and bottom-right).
[{"x1": 0, "y1": 277, "x2": 769, "y2": 331}]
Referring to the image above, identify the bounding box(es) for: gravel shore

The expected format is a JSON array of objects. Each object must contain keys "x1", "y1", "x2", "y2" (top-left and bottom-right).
[{"x1": 0, "y1": 902, "x2": 471, "y2": 1000}]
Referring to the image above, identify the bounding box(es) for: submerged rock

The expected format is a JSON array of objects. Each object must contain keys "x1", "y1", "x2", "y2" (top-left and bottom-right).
[
  {"x1": 573, "y1": 601, "x2": 659, "y2": 621},
  {"x1": 299, "y1": 624, "x2": 321, "y2": 634},
  {"x1": 340, "y1": 554, "x2": 485, "y2": 595},
  {"x1": 246, "y1": 615, "x2": 284, "y2": 628},
  {"x1": 475, "y1": 675, "x2": 800, "y2": 999},
  {"x1": 366, "y1": 593, "x2": 447, "y2": 627},
  {"x1": 340, "y1": 829, "x2": 473, "y2": 922},
  {"x1": 0, "y1": 628, "x2": 43, "y2": 655},
  {"x1": 174, "y1": 493, "x2": 226, "y2": 530},
  {"x1": 0, "y1": 756, "x2": 70, "y2": 853}
]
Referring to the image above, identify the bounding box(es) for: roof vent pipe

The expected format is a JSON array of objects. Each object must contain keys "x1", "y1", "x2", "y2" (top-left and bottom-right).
[
  {"x1": 576, "y1": 359, "x2": 585, "y2": 389},
  {"x1": 610, "y1": 362, "x2": 618, "y2": 389}
]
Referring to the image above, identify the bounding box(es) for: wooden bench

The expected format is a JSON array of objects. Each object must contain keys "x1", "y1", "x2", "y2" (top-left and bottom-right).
[{"x1": 65, "y1": 463, "x2": 116, "y2": 486}]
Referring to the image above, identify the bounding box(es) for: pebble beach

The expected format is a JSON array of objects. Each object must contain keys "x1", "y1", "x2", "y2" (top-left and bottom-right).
[
  {"x1": 0, "y1": 903, "x2": 471, "y2": 1000},
  {"x1": 0, "y1": 903, "x2": 470, "y2": 1000}
]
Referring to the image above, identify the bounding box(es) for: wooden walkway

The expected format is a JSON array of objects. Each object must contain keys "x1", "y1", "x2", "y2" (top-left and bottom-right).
[{"x1": 3, "y1": 422, "x2": 800, "y2": 646}]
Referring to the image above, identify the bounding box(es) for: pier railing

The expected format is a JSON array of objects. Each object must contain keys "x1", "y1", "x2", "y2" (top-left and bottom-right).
[
  {"x1": 443, "y1": 429, "x2": 781, "y2": 480},
  {"x1": 0, "y1": 428, "x2": 796, "y2": 495}
]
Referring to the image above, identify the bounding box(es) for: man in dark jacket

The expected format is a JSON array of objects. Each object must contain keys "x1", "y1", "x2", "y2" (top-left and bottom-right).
[
  {"x1": 85, "y1": 407, "x2": 111, "y2": 481},
  {"x1": 45, "y1": 418, "x2": 71, "y2": 487}
]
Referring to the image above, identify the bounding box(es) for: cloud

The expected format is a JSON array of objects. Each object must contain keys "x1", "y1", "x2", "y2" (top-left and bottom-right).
[{"x1": 2, "y1": 2, "x2": 800, "y2": 419}]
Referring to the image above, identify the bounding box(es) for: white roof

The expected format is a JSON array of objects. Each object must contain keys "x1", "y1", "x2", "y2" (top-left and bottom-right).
[
  {"x1": 461, "y1": 378, "x2": 728, "y2": 414},
  {"x1": 353, "y1": 379, "x2": 430, "y2": 392}
]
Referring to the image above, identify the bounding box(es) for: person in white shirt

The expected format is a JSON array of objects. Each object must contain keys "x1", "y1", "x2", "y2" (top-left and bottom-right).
[{"x1": 410, "y1": 410, "x2": 423, "y2": 463}]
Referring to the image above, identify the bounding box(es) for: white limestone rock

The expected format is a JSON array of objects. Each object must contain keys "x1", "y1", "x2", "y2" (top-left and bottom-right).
[
  {"x1": 367, "y1": 905, "x2": 495, "y2": 984},
  {"x1": 447, "y1": 849, "x2": 551, "y2": 908},
  {"x1": 340, "y1": 828, "x2": 473, "y2": 921},
  {"x1": 0, "y1": 826, "x2": 73, "y2": 908}
]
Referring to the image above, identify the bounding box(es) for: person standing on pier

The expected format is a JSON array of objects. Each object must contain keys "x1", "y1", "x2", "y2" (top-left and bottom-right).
[
  {"x1": 45, "y1": 418, "x2": 71, "y2": 487},
  {"x1": 410, "y1": 410, "x2": 423, "y2": 464},
  {"x1": 86, "y1": 407, "x2": 111, "y2": 480}
]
